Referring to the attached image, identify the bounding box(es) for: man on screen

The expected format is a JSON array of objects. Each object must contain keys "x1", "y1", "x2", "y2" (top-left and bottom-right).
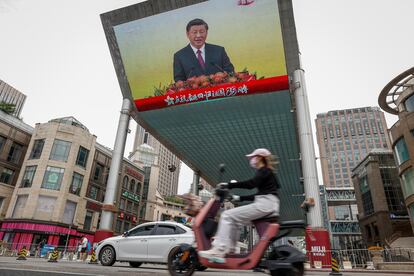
[{"x1": 173, "y1": 18, "x2": 234, "y2": 82}]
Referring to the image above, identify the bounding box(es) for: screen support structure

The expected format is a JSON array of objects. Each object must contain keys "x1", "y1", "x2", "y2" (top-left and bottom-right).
[
  {"x1": 192, "y1": 172, "x2": 200, "y2": 196},
  {"x1": 95, "y1": 98, "x2": 132, "y2": 242},
  {"x1": 294, "y1": 68, "x2": 332, "y2": 268},
  {"x1": 293, "y1": 69, "x2": 323, "y2": 227}
]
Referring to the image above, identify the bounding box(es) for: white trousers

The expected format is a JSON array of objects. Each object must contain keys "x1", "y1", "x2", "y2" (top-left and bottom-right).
[{"x1": 212, "y1": 194, "x2": 280, "y2": 251}]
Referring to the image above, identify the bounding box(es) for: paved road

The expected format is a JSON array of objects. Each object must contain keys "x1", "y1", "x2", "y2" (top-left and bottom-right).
[{"x1": 0, "y1": 257, "x2": 412, "y2": 276}]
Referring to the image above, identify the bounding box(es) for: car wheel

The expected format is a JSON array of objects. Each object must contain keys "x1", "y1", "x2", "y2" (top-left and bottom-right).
[
  {"x1": 167, "y1": 246, "x2": 196, "y2": 276},
  {"x1": 99, "y1": 245, "x2": 116, "y2": 266},
  {"x1": 129, "y1": 261, "x2": 142, "y2": 268}
]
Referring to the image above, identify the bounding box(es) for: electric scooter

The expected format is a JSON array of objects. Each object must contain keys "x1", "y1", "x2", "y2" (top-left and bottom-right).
[{"x1": 168, "y1": 182, "x2": 307, "y2": 276}]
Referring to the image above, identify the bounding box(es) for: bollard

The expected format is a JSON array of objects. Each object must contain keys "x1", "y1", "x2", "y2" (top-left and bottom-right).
[
  {"x1": 89, "y1": 250, "x2": 98, "y2": 264},
  {"x1": 16, "y1": 246, "x2": 28, "y2": 261},
  {"x1": 329, "y1": 258, "x2": 342, "y2": 276},
  {"x1": 48, "y1": 249, "x2": 59, "y2": 263}
]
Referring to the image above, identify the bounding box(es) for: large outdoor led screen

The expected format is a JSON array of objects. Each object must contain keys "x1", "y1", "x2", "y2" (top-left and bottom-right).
[{"x1": 109, "y1": 0, "x2": 288, "y2": 111}]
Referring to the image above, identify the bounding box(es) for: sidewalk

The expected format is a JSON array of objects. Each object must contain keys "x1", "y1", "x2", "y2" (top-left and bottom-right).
[{"x1": 309, "y1": 268, "x2": 414, "y2": 275}]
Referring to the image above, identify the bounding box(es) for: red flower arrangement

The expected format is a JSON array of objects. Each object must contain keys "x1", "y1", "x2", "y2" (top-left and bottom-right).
[{"x1": 153, "y1": 69, "x2": 262, "y2": 96}]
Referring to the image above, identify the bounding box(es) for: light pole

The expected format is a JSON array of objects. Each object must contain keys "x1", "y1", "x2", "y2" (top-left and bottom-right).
[{"x1": 63, "y1": 225, "x2": 71, "y2": 257}]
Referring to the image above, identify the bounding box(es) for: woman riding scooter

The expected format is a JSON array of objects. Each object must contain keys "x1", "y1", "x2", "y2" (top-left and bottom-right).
[{"x1": 198, "y1": 148, "x2": 280, "y2": 263}]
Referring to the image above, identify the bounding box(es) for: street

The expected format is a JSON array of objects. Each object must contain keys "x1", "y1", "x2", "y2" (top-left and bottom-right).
[{"x1": 0, "y1": 257, "x2": 413, "y2": 276}]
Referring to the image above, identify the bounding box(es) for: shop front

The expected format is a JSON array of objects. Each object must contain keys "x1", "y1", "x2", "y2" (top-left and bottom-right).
[{"x1": 0, "y1": 220, "x2": 94, "y2": 254}]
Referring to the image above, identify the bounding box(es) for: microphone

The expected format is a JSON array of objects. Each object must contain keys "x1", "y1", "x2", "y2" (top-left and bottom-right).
[
  {"x1": 210, "y1": 62, "x2": 225, "y2": 73},
  {"x1": 187, "y1": 67, "x2": 195, "y2": 79}
]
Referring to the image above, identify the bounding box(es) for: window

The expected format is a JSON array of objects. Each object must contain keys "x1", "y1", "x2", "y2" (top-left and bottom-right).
[
  {"x1": 122, "y1": 176, "x2": 129, "y2": 189},
  {"x1": 359, "y1": 176, "x2": 374, "y2": 216},
  {"x1": 394, "y1": 138, "x2": 410, "y2": 165},
  {"x1": 401, "y1": 169, "x2": 414, "y2": 199},
  {"x1": 62, "y1": 201, "x2": 77, "y2": 224},
  {"x1": 362, "y1": 191, "x2": 374, "y2": 216},
  {"x1": 69, "y1": 172, "x2": 83, "y2": 195},
  {"x1": 124, "y1": 222, "x2": 131, "y2": 232},
  {"x1": 76, "y1": 146, "x2": 89, "y2": 168},
  {"x1": 127, "y1": 201, "x2": 132, "y2": 213},
  {"x1": 0, "y1": 136, "x2": 6, "y2": 153},
  {"x1": 143, "y1": 132, "x2": 149, "y2": 144},
  {"x1": 130, "y1": 179, "x2": 136, "y2": 193},
  {"x1": 115, "y1": 220, "x2": 122, "y2": 233},
  {"x1": 381, "y1": 167, "x2": 405, "y2": 212},
  {"x1": 49, "y1": 139, "x2": 71, "y2": 162},
  {"x1": 21, "y1": 166, "x2": 36, "y2": 188},
  {"x1": 7, "y1": 142, "x2": 23, "y2": 164},
  {"x1": 12, "y1": 195, "x2": 28, "y2": 218},
  {"x1": 93, "y1": 163, "x2": 103, "y2": 181},
  {"x1": 405, "y1": 94, "x2": 414, "y2": 112},
  {"x1": 175, "y1": 226, "x2": 186, "y2": 234},
  {"x1": 0, "y1": 197, "x2": 4, "y2": 213},
  {"x1": 119, "y1": 198, "x2": 125, "y2": 210},
  {"x1": 29, "y1": 139, "x2": 45, "y2": 159},
  {"x1": 88, "y1": 186, "x2": 98, "y2": 200},
  {"x1": 154, "y1": 225, "x2": 176, "y2": 235},
  {"x1": 34, "y1": 195, "x2": 56, "y2": 221},
  {"x1": 0, "y1": 168, "x2": 14, "y2": 185},
  {"x1": 410, "y1": 206, "x2": 414, "y2": 225},
  {"x1": 128, "y1": 224, "x2": 155, "y2": 236},
  {"x1": 84, "y1": 211, "x2": 94, "y2": 230},
  {"x1": 137, "y1": 183, "x2": 142, "y2": 195},
  {"x1": 41, "y1": 166, "x2": 64, "y2": 190}
]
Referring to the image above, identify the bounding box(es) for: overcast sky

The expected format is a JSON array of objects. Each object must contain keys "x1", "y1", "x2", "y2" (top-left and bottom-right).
[{"x1": 1, "y1": 0, "x2": 412, "y2": 194}]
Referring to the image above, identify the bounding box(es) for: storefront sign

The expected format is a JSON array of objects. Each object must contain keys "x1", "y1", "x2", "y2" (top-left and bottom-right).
[
  {"x1": 86, "y1": 201, "x2": 102, "y2": 212},
  {"x1": 306, "y1": 227, "x2": 332, "y2": 269},
  {"x1": 122, "y1": 191, "x2": 140, "y2": 202},
  {"x1": 125, "y1": 167, "x2": 144, "y2": 181}
]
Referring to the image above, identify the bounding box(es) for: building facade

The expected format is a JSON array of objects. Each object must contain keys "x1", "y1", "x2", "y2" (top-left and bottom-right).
[
  {"x1": 0, "y1": 117, "x2": 145, "y2": 253},
  {"x1": 0, "y1": 111, "x2": 33, "y2": 222},
  {"x1": 130, "y1": 124, "x2": 181, "y2": 196},
  {"x1": 0, "y1": 80, "x2": 27, "y2": 118},
  {"x1": 379, "y1": 67, "x2": 414, "y2": 233},
  {"x1": 315, "y1": 107, "x2": 391, "y2": 249},
  {"x1": 352, "y1": 150, "x2": 411, "y2": 247}
]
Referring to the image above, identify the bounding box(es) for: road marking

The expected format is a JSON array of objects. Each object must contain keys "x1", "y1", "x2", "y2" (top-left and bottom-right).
[{"x1": 0, "y1": 267, "x2": 105, "y2": 276}]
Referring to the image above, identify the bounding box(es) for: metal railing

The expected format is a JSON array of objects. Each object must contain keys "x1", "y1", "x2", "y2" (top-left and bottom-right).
[
  {"x1": 307, "y1": 247, "x2": 414, "y2": 269},
  {"x1": 0, "y1": 242, "x2": 80, "y2": 258}
]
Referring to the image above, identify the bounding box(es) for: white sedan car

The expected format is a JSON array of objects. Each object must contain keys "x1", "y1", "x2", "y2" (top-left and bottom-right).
[{"x1": 96, "y1": 221, "x2": 194, "y2": 267}]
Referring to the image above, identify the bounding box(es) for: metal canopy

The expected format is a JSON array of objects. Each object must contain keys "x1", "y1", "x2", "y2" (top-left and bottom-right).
[{"x1": 136, "y1": 90, "x2": 304, "y2": 221}]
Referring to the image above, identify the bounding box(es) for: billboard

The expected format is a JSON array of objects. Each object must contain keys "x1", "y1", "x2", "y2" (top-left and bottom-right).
[
  {"x1": 107, "y1": 0, "x2": 289, "y2": 111},
  {"x1": 102, "y1": 0, "x2": 305, "y2": 222}
]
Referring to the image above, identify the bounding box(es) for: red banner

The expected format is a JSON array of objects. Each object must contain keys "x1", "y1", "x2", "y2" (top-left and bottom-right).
[{"x1": 135, "y1": 75, "x2": 289, "y2": 112}]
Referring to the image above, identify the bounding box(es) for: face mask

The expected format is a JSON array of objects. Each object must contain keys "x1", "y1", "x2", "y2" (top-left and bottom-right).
[{"x1": 249, "y1": 157, "x2": 258, "y2": 168}]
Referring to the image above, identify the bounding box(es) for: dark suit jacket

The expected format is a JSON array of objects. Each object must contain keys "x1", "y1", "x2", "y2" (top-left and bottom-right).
[{"x1": 173, "y1": 43, "x2": 234, "y2": 82}]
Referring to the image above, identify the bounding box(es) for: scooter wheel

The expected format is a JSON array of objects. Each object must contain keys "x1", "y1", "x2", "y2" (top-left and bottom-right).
[{"x1": 167, "y1": 246, "x2": 196, "y2": 276}]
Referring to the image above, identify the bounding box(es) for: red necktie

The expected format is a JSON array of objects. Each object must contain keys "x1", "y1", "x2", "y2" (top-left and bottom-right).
[{"x1": 197, "y1": 49, "x2": 205, "y2": 69}]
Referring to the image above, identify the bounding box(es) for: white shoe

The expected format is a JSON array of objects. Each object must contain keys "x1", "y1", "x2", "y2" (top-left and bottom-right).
[{"x1": 198, "y1": 247, "x2": 227, "y2": 263}]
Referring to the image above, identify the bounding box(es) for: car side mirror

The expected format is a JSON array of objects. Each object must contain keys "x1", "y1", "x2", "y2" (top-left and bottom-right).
[{"x1": 122, "y1": 231, "x2": 129, "y2": 237}]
